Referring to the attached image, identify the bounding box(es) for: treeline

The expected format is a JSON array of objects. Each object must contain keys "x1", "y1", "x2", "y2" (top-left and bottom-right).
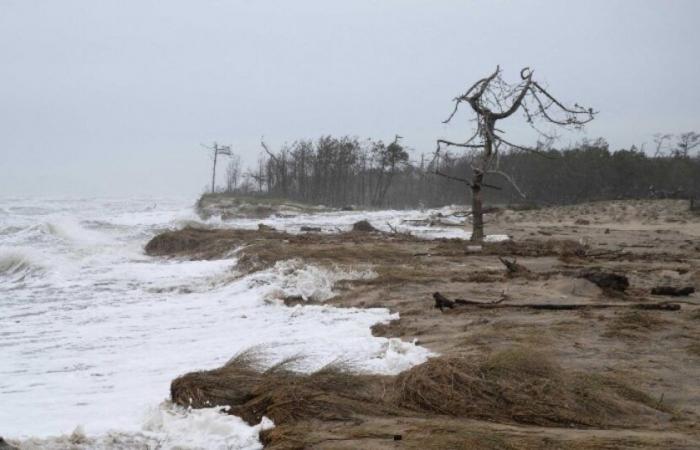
[{"x1": 220, "y1": 135, "x2": 700, "y2": 208}]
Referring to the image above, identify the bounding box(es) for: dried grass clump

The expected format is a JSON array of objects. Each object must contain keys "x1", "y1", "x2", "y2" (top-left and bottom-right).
[
  {"x1": 171, "y1": 353, "x2": 397, "y2": 427},
  {"x1": 145, "y1": 227, "x2": 270, "y2": 258},
  {"x1": 147, "y1": 226, "x2": 420, "y2": 273},
  {"x1": 170, "y1": 349, "x2": 264, "y2": 409},
  {"x1": 604, "y1": 311, "x2": 670, "y2": 338},
  {"x1": 173, "y1": 347, "x2": 666, "y2": 435},
  {"x1": 395, "y1": 348, "x2": 663, "y2": 427}
]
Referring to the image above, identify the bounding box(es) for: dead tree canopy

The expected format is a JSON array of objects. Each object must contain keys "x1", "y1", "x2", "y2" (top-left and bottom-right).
[{"x1": 436, "y1": 66, "x2": 596, "y2": 241}]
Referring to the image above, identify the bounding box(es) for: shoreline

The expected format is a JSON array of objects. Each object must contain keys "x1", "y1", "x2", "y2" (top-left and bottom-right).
[{"x1": 146, "y1": 198, "x2": 700, "y2": 449}]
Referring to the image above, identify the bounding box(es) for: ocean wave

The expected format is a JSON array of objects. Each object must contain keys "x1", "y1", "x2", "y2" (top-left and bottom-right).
[
  {"x1": 249, "y1": 259, "x2": 376, "y2": 303},
  {"x1": 9, "y1": 402, "x2": 272, "y2": 450},
  {"x1": 0, "y1": 251, "x2": 45, "y2": 282},
  {"x1": 36, "y1": 217, "x2": 114, "y2": 247}
]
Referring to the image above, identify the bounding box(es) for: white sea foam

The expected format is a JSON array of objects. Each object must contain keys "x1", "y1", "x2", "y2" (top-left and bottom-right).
[
  {"x1": 205, "y1": 205, "x2": 510, "y2": 241},
  {"x1": 257, "y1": 259, "x2": 376, "y2": 302},
  {"x1": 1, "y1": 197, "x2": 439, "y2": 447},
  {"x1": 12, "y1": 403, "x2": 273, "y2": 450}
]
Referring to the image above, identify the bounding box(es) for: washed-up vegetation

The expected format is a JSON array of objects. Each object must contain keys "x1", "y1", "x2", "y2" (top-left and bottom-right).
[{"x1": 148, "y1": 197, "x2": 700, "y2": 449}]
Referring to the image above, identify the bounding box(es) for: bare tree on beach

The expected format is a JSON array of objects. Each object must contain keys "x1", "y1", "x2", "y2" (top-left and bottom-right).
[{"x1": 436, "y1": 66, "x2": 596, "y2": 241}]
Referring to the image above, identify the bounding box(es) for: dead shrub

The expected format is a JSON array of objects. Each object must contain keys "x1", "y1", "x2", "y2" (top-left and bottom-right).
[{"x1": 395, "y1": 347, "x2": 664, "y2": 427}]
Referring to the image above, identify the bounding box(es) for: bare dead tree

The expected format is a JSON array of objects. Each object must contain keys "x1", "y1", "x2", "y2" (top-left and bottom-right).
[
  {"x1": 653, "y1": 133, "x2": 673, "y2": 158},
  {"x1": 436, "y1": 66, "x2": 596, "y2": 241},
  {"x1": 675, "y1": 132, "x2": 700, "y2": 158}
]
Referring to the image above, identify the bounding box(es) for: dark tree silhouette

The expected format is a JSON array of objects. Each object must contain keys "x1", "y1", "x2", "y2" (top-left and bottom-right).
[{"x1": 436, "y1": 66, "x2": 596, "y2": 241}]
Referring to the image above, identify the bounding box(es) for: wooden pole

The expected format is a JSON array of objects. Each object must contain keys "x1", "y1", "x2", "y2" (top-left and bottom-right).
[{"x1": 211, "y1": 142, "x2": 218, "y2": 193}]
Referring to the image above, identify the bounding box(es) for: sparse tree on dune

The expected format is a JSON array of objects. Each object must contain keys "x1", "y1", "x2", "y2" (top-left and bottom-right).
[
  {"x1": 675, "y1": 132, "x2": 700, "y2": 159},
  {"x1": 436, "y1": 66, "x2": 596, "y2": 241}
]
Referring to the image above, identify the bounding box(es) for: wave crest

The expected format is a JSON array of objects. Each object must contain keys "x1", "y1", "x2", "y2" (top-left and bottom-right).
[{"x1": 0, "y1": 251, "x2": 45, "y2": 281}]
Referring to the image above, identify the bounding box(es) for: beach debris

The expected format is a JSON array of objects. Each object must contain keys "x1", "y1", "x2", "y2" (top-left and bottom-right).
[
  {"x1": 580, "y1": 270, "x2": 629, "y2": 292},
  {"x1": 498, "y1": 257, "x2": 530, "y2": 274},
  {"x1": 651, "y1": 286, "x2": 695, "y2": 297},
  {"x1": 432, "y1": 292, "x2": 679, "y2": 312},
  {"x1": 352, "y1": 220, "x2": 378, "y2": 232}
]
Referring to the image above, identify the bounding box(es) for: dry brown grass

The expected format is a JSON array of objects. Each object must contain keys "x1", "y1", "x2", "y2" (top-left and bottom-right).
[
  {"x1": 146, "y1": 226, "x2": 421, "y2": 274},
  {"x1": 396, "y1": 347, "x2": 665, "y2": 428},
  {"x1": 171, "y1": 351, "x2": 398, "y2": 427},
  {"x1": 687, "y1": 342, "x2": 700, "y2": 357},
  {"x1": 172, "y1": 347, "x2": 666, "y2": 441},
  {"x1": 604, "y1": 311, "x2": 670, "y2": 339},
  {"x1": 432, "y1": 238, "x2": 587, "y2": 259}
]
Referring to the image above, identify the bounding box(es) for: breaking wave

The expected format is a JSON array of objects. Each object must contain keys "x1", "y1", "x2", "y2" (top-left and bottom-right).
[
  {"x1": 0, "y1": 251, "x2": 45, "y2": 282},
  {"x1": 9, "y1": 402, "x2": 273, "y2": 450},
  {"x1": 254, "y1": 259, "x2": 377, "y2": 302}
]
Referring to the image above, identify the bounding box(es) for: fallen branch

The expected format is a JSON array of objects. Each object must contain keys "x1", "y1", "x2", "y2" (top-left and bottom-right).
[
  {"x1": 434, "y1": 292, "x2": 505, "y2": 310},
  {"x1": 651, "y1": 286, "x2": 695, "y2": 297},
  {"x1": 433, "y1": 292, "x2": 680, "y2": 312}
]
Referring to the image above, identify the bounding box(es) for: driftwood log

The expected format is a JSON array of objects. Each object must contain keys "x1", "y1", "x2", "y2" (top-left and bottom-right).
[
  {"x1": 433, "y1": 292, "x2": 680, "y2": 312},
  {"x1": 651, "y1": 286, "x2": 695, "y2": 297}
]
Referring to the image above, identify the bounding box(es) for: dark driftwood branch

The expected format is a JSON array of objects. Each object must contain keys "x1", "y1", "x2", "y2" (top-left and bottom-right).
[
  {"x1": 433, "y1": 292, "x2": 680, "y2": 312},
  {"x1": 651, "y1": 286, "x2": 695, "y2": 297}
]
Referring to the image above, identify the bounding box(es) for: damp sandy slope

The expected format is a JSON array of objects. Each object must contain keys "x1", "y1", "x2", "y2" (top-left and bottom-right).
[{"x1": 147, "y1": 198, "x2": 700, "y2": 449}]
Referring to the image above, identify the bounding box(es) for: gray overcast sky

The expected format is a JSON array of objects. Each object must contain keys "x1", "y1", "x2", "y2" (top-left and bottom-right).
[{"x1": 1, "y1": 0, "x2": 699, "y2": 197}]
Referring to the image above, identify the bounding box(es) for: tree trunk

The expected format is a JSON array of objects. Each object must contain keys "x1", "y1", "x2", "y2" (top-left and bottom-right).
[
  {"x1": 470, "y1": 175, "x2": 484, "y2": 241},
  {"x1": 470, "y1": 132, "x2": 492, "y2": 242}
]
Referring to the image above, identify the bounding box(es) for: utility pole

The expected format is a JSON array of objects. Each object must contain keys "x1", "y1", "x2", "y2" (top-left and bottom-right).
[{"x1": 206, "y1": 142, "x2": 232, "y2": 193}]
